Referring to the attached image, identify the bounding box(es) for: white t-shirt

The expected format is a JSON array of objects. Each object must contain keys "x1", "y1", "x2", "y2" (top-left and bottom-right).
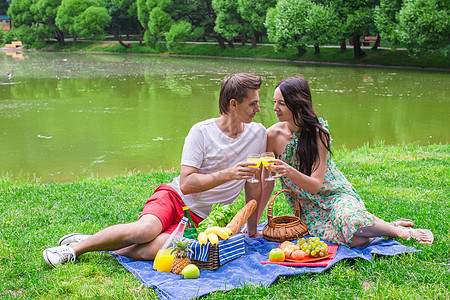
[{"x1": 168, "y1": 118, "x2": 267, "y2": 219}]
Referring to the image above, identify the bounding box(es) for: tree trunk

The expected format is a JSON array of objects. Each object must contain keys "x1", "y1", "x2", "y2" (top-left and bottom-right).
[
  {"x1": 55, "y1": 30, "x2": 65, "y2": 46},
  {"x1": 108, "y1": 26, "x2": 132, "y2": 48},
  {"x1": 205, "y1": 32, "x2": 227, "y2": 49},
  {"x1": 227, "y1": 39, "x2": 235, "y2": 48},
  {"x1": 297, "y1": 46, "x2": 307, "y2": 55},
  {"x1": 241, "y1": 31, "x2": 246, "y2": 46},
  {"x1": 251, "y1": 33, "x2": 257, "y2": 48},
  {"x1": 371, "y1": 34, "x2": 381, "y2": 50},
  {"x1": 352, "y1": 35, "x2": 366, "y2": 57},
  {"x1": 314, "y1": 44, "x2": 320, "y2": 55},
  {"x1": 340, "y1": 38, "x2": 346, "y2": 51},
  {"x1": 133, "y1": 18, "x2": 145, "y2": 45},
  {"x1": 73, "y1": 33, "x2": 77, "y2": 45}
]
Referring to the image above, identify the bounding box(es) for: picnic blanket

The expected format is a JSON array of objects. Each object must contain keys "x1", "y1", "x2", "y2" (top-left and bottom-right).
[{"x1": 110, "y1": 223, "x2": 420, "y2": 300}]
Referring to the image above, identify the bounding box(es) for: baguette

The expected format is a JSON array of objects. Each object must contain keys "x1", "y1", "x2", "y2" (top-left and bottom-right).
[{"x1": 226, "y1": 199, "x2": 257, "y2": 235}]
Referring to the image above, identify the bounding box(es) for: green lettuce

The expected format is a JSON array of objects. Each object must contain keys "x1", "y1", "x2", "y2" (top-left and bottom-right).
[{"x1": 197, "y1": 203, "x2": 237, "y2": 233}]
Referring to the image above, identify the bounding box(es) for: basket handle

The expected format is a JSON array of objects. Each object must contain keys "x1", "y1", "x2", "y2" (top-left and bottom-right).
[{"x1": 266, "y1": 189, "x2": 301, "y2": 227}]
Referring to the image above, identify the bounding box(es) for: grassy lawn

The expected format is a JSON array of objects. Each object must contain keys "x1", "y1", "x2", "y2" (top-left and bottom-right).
[
  {"x1": 1, "y1": 143, "x2": 449, "y2": 299},
  {"x1": 42, "y1": 41, "x2": 450, "y2": 70}
]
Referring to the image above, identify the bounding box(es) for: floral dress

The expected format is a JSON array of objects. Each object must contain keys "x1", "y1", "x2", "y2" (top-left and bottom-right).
[{"x1": 279, "y1": 119, "x2": 376, "y2": 247}]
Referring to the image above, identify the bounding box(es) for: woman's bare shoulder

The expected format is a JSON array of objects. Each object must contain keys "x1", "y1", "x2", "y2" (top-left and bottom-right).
[
  {"x1": 267, "y1": 122, "x2": 290, "y2": 137},
  {"x1": 267, "y1": 123, "x2": 292, "y2": 155}
]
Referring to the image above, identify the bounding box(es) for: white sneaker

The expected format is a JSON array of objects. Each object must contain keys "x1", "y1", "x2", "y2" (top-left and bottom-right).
[
  {"x1": 43, "y1": 245, "x2": 76, "y2": 267},
  {"x1": 58, "y1": 233, "x2": 91, "y2": 246}
]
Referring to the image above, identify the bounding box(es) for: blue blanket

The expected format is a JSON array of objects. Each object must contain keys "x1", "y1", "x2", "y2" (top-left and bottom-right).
[{"x1": 111, "y1": 225, "x2": 419, "y2": 300}]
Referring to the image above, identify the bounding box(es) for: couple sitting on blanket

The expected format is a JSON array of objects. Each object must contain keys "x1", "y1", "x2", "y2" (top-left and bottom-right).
[{"x1": 43, "y1": 73, "x2": 434, "y2": 267}]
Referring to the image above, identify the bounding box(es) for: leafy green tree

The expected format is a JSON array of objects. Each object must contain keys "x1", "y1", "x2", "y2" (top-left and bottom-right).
[
  {"x1": 109, "y1": 0, "x2": 145, "y2": 43},
  {"x1": 212, "y1": 0, "x2": 246, "y2": 48},
  {"x1": 7, "y1": 0, "x2": 34, "y2": 28},
  {"x1": 145, "y1": 6, "x2": 173, "y2": 45},
  {"x1": 31, "y1": 0, "x2": 65, "y2": 45},
  {"x1": 374, "y1": 0, "x2": 403, "y2": 45},
  {"x1": 343, "y1": 5, "x2": 376, "y2": 56},
  {"x1": 397, "y1": 0, "x2": 449, "y2": 56},
  {"x1": 165, "y1": 20, "x2": 192, "y2": 50},
  {"x1": 135, "y1": 0, "x2": 226, "y2": 49},
  {"x1": 237, "y1": 0, "x2": 276, "y2": 47},
  {"x1": 7, "y1": 0, "x2": 43, "y2": 47},
  {"x1": 56, "y1": 0, "x2": 102, "y2": 44},
  {"x1": 265, "y1": 0, "x2": 314, "y2": 54},
  {"x1": 304, "y1": 3, "x2": 339, "y2": 54},
  {"x1": 174, "y1": 0, "x2": 227, "y2": 48},
  {"x1": 314, "y1": 0, "x2": 379, "y2": 56},
  {"x1": 74, "y1": 6, "x2": 111, "y2": 39}
]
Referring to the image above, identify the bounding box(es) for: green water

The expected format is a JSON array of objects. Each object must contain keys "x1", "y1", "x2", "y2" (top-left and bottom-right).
[{"x1": 1, "y1": 51, "x2": 448, "y2": 182}]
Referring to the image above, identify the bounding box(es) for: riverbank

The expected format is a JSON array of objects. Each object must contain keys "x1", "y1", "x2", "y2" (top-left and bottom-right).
[
  {"x1": 37, "y1": 41, "x2": 450, "y2": 71},
  {"x1": 1, "y1": 143, "x2": 448, "y2": 299}
]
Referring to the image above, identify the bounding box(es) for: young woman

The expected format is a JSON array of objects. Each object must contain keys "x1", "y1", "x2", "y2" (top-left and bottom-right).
[{"x1": 261, "y1": 75, "x2": 433, "y2": 247}]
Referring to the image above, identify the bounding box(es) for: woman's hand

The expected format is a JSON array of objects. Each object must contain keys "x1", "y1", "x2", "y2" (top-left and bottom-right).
[{"x1": 266, "y1": 159, "x2": 292, "y2": 178}]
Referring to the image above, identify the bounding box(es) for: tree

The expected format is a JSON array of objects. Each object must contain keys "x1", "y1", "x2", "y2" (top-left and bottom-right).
[
  {"x1": 31, "y1": 0, "x2": 65, "y2": 45},
  {"x1": 265, "y1": 0, "x2": 314, "y2": 55},
  {"x1": 110, "y1": 0, "x2": 145, "y2": 43},
  {"x1": 237, "y1": 0, "x2": 277, "y2": 48},
  {"x1": 74, "y1": 6, "x2": 111, "y2": 39},
  {"x1": 7, "y1": 0, "x2": 40, "y2": 47},
  {"x1": 146, "y1": 6, "x2": 173, "y2": 45},
  {"x1": 55, "y1": 0, "x2": 103, "y2": 44},
  {"x1": 212, "y1": 0, "x2": 246, "y2": 48},
  {"x1": 304, "y1": 3, "x2": 339, "y2": 54},
  {"x1": 374, "y1": 0, "x2": 403, "y2": 45},
  {"x1": 396, "y1": 0, "x2": 449, "y2": 56},
  {"x1": 165, "y1": 20, "x2": 192, "y2": 50},
  {"x1": 344, "y1": 5, "x2": 376, "y2": 56},
  {"x1": 7, "y1": 0, "x2": 34, "y2": 28},
  {"x1": 315, "y1": 0, "x2": 379, "y2": 56}
]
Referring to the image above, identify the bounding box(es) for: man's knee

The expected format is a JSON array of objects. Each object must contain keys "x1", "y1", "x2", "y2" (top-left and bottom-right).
[{"x1": 132, "y1": 215, "x2": 163, "y2": 243}]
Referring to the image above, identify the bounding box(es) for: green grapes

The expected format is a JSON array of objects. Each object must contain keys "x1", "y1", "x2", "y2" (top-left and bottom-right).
[{"x1": 297, "y1": 237, "x2": 328, "y2": 258}]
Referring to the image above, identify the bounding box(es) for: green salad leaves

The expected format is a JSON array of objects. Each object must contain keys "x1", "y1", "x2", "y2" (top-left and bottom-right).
[{"x1": 197, "y1": 203, "x2": 237, "y2": 233}]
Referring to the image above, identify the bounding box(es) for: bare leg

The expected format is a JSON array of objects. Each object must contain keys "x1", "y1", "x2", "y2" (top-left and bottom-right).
[
  {"x1": 115, "y1": 232, "x2": 170, "y2": 260},
  {"x1": 351, "y1": 217, "x2": 433, "y2": 247},
  {"x1": 70, "y1": 214, "x2": 163, "y2": 257}
]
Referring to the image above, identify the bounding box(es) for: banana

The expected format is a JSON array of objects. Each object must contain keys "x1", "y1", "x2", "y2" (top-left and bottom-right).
[
  {"x1": 197, "y1": 232, "x2": 208, "y2": 245},
  {"x1": 204, "y1": 226, "x2": 229, "y2": 240},
  {"x1": 207, "y1": 232, "x2": 219, "y2": 245},
  {"x1": 223, "y1": 227, "x2": 233, "y2": 236}
]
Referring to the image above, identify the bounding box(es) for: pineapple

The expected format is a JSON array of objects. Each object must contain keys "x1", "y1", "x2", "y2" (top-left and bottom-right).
[{"x1": 171, "y1": 238, "x2": 193, "y2": 274}]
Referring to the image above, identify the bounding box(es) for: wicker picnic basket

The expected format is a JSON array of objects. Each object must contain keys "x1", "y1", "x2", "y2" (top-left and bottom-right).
[
  {"x1": 190, "y1": 235, "x2": 244, "y2": 270},
  {"x1": 262, "y1": 189, "x2": 308, "y2": 242},
  {"x1": 191, "y1": 244, "x2": 221, "y2": 270}
]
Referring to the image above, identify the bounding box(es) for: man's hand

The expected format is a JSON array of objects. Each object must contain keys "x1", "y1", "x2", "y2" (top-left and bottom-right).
[{"x1": 227, "y1": 161, "x2": 259, "y2": 181}]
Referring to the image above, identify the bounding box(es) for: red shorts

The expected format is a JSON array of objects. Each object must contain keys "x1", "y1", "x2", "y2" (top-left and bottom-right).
[{"x1": 140, "y1": 184, "x2": 203, "y2": 234}]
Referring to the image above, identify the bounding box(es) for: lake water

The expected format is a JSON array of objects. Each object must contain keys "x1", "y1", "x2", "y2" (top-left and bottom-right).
[{"x1": 1, "y1": 51, "x2": 449, "y2": 182}]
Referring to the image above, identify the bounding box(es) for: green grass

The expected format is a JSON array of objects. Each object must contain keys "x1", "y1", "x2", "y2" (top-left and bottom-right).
[
  {"x1": 42, "y1": 41, "x2": 450, "y2": 70},
  {"x1": 1, "y1": 144, "x2": 449, "y2": 299}
]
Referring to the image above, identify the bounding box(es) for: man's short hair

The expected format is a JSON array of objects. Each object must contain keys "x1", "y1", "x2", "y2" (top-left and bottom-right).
[{"x1": 219, "y1": 73, "x2": 263, "y2": 115}]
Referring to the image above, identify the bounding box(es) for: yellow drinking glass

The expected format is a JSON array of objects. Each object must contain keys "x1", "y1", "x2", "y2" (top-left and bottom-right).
[
  {"x1": 261, "y1": 152, "x2": 275, "y2": 181},
  {"x1": 154, "y1": 249, "x2": 175, "y2": 273},
  {"x1": 246, "y1": 154, "x2": 261, "y2": 183}
]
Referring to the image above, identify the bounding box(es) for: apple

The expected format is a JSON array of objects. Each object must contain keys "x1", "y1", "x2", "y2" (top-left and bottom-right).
[
  {"x1": 181, "y1": 264, "x2": 200, "y2": 279},
  {"x1": 269, "y1": 248, "x2": 285, "y2": 262}
]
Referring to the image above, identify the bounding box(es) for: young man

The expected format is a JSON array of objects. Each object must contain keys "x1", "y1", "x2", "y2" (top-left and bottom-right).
[{"x1": 43, "y1": 73, "x2": 267, "y2": 266}]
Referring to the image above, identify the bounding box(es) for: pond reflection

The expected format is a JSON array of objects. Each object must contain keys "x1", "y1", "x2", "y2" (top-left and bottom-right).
[{"x1": 0, "y1": 51, "x2": 448, "y2": 182}]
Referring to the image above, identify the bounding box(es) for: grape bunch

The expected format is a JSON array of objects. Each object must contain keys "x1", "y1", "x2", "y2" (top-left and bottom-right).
[{"x1": 297, "y1": 237, "x2": 328, "y2": 258}]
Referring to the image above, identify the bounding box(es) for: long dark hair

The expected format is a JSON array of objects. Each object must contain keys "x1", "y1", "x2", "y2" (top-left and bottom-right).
[{"x1": 276, "y1": 76, "x2": 331, "y2": 176}]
